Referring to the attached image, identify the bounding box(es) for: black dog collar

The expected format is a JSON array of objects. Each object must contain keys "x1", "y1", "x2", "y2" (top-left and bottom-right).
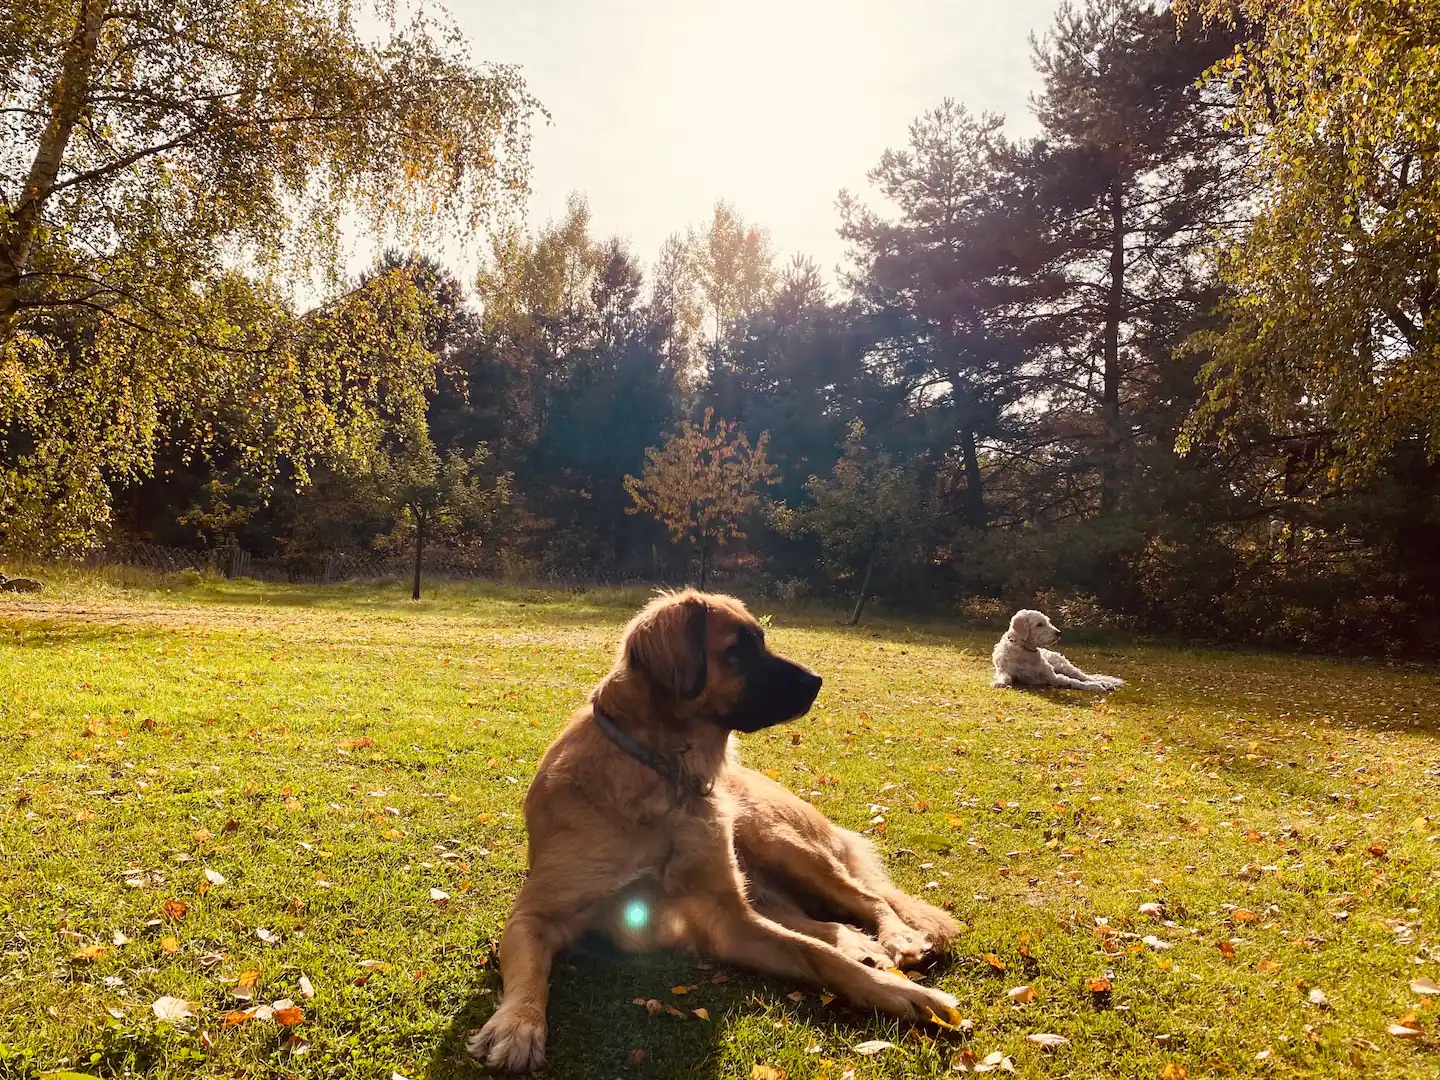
[{"x1": 593, "y1": 707, "x2": 711, "y2": 801}]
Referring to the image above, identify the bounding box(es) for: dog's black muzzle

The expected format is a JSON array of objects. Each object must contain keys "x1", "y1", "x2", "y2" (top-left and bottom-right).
[{"x1": 724, "y1": 656, "x2": 823, "y2": 733}]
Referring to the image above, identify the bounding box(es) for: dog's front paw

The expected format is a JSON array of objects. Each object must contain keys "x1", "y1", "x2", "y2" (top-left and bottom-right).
[
  {"x1": 833, "y1": 924, "x2": 895, "y2": 968},
  {"x1": 466, "y1": 1002, "x2": 547, "y2": 1074}
]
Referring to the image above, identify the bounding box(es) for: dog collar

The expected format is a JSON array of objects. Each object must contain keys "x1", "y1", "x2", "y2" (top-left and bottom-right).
[{"x1": 593, "y1": 707, "x2": 711, "y2": 801}]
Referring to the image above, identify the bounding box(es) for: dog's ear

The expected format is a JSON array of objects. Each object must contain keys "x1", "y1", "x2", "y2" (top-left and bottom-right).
[
  {"x1": 1010, "y1": 610, "x2": 1038, "y2": 647},
  {"x1": 623, "y1": 594, "x2": 709, "y2": 700}
]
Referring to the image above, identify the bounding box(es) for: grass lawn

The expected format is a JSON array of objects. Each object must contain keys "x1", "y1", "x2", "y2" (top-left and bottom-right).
[{"x1": 2, "y1": 573, "x2": 1439, "y2": 1080}]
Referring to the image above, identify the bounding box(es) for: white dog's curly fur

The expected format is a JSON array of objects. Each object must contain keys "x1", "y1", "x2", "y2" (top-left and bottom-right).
[{"x1": 991, "y1": 609, "x2": 1124, "y2": 692}]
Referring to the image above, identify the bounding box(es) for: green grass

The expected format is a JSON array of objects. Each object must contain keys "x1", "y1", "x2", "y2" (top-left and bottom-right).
[{"x1": 2, "y1": 573, "x2": 1438, "y2": 1080}]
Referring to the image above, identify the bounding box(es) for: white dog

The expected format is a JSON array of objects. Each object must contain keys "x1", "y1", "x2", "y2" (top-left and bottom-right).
[{"x1": 991, "y1": 609, "x2": 1124, "y2": 692}]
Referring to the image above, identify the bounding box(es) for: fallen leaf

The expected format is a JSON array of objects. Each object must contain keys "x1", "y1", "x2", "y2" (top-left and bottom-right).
[
  {"x1": 1086, "y1": 977, "x2": 1113, "y2": 994},
  {"x1": 983, "y1": 953, "x2": 1006, "y2": 971},
  {"x1": 1217, "y1": 940, "x2": 1237, "y2": 961},
  {"x1": 1308, "y1": 987, "x2": 1330, "y2": 1009},
  {"x1": 1161, "y1": 1064, "x2": 1188, "y2": 1080},
  {"x1": 1006, "y1": 985, "x2": 1037, "y2": 1003},
  {"x1": 274, "y1": 1004, "x2": 304, "y2": 1026},
  {"x1": 159, "y1": 936, "x2": 180, "y2": 954},
  {"x1": 112, "y1": 930, "x2": 129, "y2": 947},
  {"x1": 357, "y1": 959, "x2": 391, "y2": 971},
  {"x1": 627, "y1": 1049, "x2": 646, "y2": 1067},
  {"x1": 1258, "y1": 959, "x2": 1280, "y2": 973},
  {"x1": 1389, "y1": 1023, "x2": 1423, "y2": 1039},
  {"x1": 221, "y1": 1008, "x2": 258, "y2": 1026},
  {"x1": 1138, "y1": 902, "x2": 1164, "y2": 918},
  {"x1": 1142, "y1": 936, "x2": 1173, "y2": 951},
  {"x1": 854, "y1": 1040, "x2": 899, "y2": 1056},
  {"x1": 151, "y1": 996, "x2": 199, "y2": 1023},
  {"x1": 751, "y1": 1067, "x2": 787, "y2": 1080},
  {"x1": 1410, "y1": 977, "x2": 1439, "y2": 996},
  {"x1": 298, "y1": 974, "x2": 315, "y2": 999},
  {"x1": 643, "y1": 998, "x2": 664, "y2": 1016},
  {"x1": 160, "y1": 899, "x2": 187, "y2": 922},
  {"x1": 233, "y1": 970, "x2": 260, "y2": 1001},
  {"x1": 70, "y1": 944, "x2": 106, "y2": 963},
  {"x1": 1368, "y1": 843, "x2": 1388, "y2": 858},
  {"x1": 926, "y1": 1004, "x2": 965, "y2": 1030},
  {"x1": 673, "y1": 985, "x2": 694, "y2": 996},
  {"x1": 786, "y1": 989, "x2": 803, "y2": 1002},
  {"x1": 1232, "y1": 909, "x2": 1258, "y2": 924},
  {"x1": 203, "y1": 868, "x2": 226, "y2": 887},
  {"x1": 692, "y1": 1008, "x2": 710, "y2": 1021},
  {"x1": 256, "y1": 927, "x2": 279, "y2": 944},
  {"x1": 1026, "y1": 1032, "x2": 1070, "y2": 1051},
  {"x1": 429, "y1": 888, "x2": 450, "y2": 905}
]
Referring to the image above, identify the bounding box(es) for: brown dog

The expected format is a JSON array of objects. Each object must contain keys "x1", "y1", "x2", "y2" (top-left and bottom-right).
[{"x1": 466, "y1": 589, "x2": 961, "y2": 1073}]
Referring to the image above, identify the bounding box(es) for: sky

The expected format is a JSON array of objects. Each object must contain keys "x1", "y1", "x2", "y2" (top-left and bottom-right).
[{"x1": 396, "y1": 0, "x2": 1065, "y2": 281}]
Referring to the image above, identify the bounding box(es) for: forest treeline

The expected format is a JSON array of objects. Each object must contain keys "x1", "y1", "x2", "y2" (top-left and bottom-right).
[{"x1": 4, "y1": 0, "x2": 1439, "y2": 653}]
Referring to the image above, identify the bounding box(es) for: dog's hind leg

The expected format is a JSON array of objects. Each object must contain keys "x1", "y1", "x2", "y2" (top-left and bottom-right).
[
  {"x1": 835, "y1": 829, "x2": 960, "y2": 952},
  {"x1": 661, "y1": 891, "x2": 959, "y2": 1023}
]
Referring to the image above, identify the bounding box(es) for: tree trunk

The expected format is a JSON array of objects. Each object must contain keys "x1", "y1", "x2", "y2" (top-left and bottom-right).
[
  {"x1": 959, "y1": 424, "x2": 984, "y2": 527},
  {"x1": 411, "y1": 511, "x2": 425, "y2": 601},
  {"x1": 1100, "y1": 178, "x2": 1125, "y2": 514},
  {"x1": 844, "y1": 548, "x2": 877, "y2": 627},
  {"x1": 0, "y1": 0, "x2": 109, "y2": 339}
]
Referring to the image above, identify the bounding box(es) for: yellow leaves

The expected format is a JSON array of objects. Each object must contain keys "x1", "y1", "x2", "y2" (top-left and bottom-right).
[
  {"x1": 750, "y1": 1066, "x2": 787, "y2": 1080},
  {"x1": 1257, "y1": 958, "x2": 1280, "y2": 974},
  {"x1": 1216, "y1": 940, "x2": 1237, "y2": 961},
  {"x1": 1086, "y1": 976, "x2": 1113, "y2": 994},
  {"x1": 982, "y1": 953, "x2": 1006, "y2": 972},
  {"x1": 159, "y1": 936, "x2": 180, "y2": 954},
  {"x1": 1006, "y1": 985, "x2": 1037, "y2": 1004},
  {"x1": 927, "y1": 1004, "x2": 965, "y2": 1030},
  {"x1": 1161, "y1": 1064, "x2": 1187, "y2": 1080},
  {"x1": 1230, "y1": 909, "x2": 1258, "y2": 924},
  {"x1": 70, "y1": 944, "x2": 106, "y2": 963},
  {"x1": 691, "y1": 1008, "x2": 710, "y2": 1021},
  {"x1": 672, "y1": 985, "x2": 694, "y2": 996},
  {"x1": 274, "y1": 1003, "x2": 305, "y2": 1026}
]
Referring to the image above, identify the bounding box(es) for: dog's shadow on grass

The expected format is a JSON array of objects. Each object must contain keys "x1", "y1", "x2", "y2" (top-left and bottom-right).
[
  {"x1": 426, "y1": 936, "x2": 728, "y2": 1079},
  {"x1": 427, "y1": 938, "x2": 962, "y2": 1079}
]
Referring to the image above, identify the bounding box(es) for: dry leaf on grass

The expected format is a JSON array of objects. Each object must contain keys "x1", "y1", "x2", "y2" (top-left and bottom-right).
[
  {"x1": 1138, "y1": 902, "x2": 1164, "y2": 918},
  {"x1": 273, "y1": 1002, "x2": 304, "y2": 1026},
  {"x1": 159, "y1": 899, "x2": 188, "y2": 922},
  {"x1": 1161, "y1": 1064, "x2": 1188, "y2": 1080},
  {"x1": 1217, "y1": 940, "x2": 1237, "y2": 961},
  {"x1": 627, "y1": 1049, "x2": 646, "y2": 1067},
  {"x1": 70, "y1": 944, "x2": 106, "y2": 963},
  {"x1": 1006, "y1": 985, "x2": 1037, "y2": 1003},
  {"x1": 1026, "y1": 1033, "x2": 1069, "y2": 1050},
  {"x1": 1308, "y1": 987, "x2": 1330, "y2": 1009},
  {"x1": 692, "y1": 1008, "x2": 710, "y2": 1021},
  {"x1": 854, "y1": 1040, "x2": 899, "y2": 1056},
  {"x1": 1232, "y1": 909, "x2": 1258, "y2": 924},
  {"x1": 152, "y1": 996, "x2": 199, "y2": 1023},
  {"x1": 232, "y1": 969, "x2": 260, "y2": 1001},
  {"x1": 203, "y1": 868, "x2": 226, "y2": 886},
  {"x1": 1410, "y1": 977, "x2": 1439, "y2": 996},
  {"x1": 1086, "y1": 977, "x2": 1113, "y2": 994},
  {"x1": 750, "y1": 1066, "x2": 787, "y2": 1080},
  {"x1": 1258, "y1": 959, "x2": 1280, "y2": 973},
  {"x1": 159, "y1": 936, "x2": 180, "y2": 955},
  {"x1": 1142, "y1": 936, "x2": 1173, "y2": 951},
  {"x1": 222, "y1": 1008, "x2": 258, "y2": 1027},
  {"x1": 256, "y1": 928, "x2": 279, "y2": 944},
  {"x1": 298, "y1": 974, "x2": 315, "y2": 999},
  {"x1": 429, "y1": 888, "x2": 450, "y2": 905}
]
